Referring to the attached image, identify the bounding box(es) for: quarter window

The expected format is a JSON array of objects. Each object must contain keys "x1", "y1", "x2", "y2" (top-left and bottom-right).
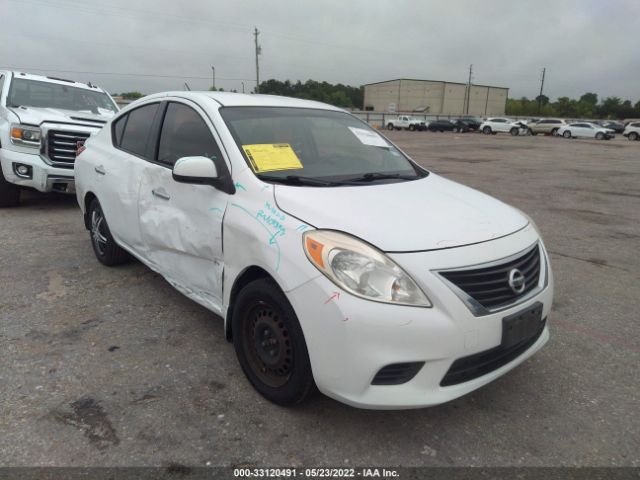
[
  {"x1": 119, "y1": 103, "x2": 159, "y2": 158},
  {"x1": 112, "y1": 114, "x2": 127, "y2": 146},
  {"x1": 157, "y1": 102, "x2": 222, "y2": 167}
]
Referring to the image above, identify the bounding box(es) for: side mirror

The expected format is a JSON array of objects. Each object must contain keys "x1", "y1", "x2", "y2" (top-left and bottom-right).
[{"x1": 172, "y1": 156, "x2": 218, "y2": 185}]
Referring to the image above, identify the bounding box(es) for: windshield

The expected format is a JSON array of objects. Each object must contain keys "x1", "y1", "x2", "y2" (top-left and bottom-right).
[
  {"x1": 220, "y1": 107, "x2": 426, "y2": 185},
  {"x1": 8, "y1": 78, "x2": 118, "y2": 114}
]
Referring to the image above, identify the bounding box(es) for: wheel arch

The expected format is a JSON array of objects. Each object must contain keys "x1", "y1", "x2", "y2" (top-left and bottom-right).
[{"x1": 83, "y1": 191, "x2": 98, "y2": 230}]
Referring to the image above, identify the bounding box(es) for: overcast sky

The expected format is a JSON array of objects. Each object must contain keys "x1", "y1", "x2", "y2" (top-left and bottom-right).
[{"x1": 2, "y1": 0, "x2": 639, "y2": 102}]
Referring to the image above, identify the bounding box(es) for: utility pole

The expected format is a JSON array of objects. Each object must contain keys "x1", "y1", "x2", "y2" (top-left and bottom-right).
[
  {"x1": 537, "y1": 67, "x2": 546, "y2": 115},
  {"x1": 465, "y1": 64, "x2": 473, "y2": 115},
  {"x1": 254, "y1": 27, "x2": 261, "y2": 93},
  {"x1": 242, "y1": 82, "x2": 245, "y2": 94},
  {"x1": 211, "y1": 66, "x2": 215, "y2": 90}
]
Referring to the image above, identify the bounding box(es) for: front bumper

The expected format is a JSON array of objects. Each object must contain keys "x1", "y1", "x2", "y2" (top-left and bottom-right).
[
  {"x1": 286, "y1": 224, "x2": 553, "y2": 409},
  {"x1": 0, "y1": 148, "x2": 75, "y2": 193}
]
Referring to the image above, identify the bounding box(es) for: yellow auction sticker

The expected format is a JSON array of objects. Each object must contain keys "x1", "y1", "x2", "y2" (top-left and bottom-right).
[{"x1": 242, "y1": 143, "x2": 303, "y2": 173}]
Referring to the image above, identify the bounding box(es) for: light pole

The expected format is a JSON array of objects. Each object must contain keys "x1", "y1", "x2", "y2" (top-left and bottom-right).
[
  {"x1": 211, "y1": 66, "x2": 215, "y2": 91},
  {"x1": 242, "y1": 82, "x2": 245, "y2": 94}
]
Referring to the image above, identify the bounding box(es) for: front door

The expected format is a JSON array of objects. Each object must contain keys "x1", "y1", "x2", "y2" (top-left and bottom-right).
[{"x1": 137, "y1": 100, "x2": 230, "y2": 312}]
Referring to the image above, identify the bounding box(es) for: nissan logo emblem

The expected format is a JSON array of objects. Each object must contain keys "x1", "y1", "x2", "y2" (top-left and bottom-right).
[{"x1": 508, "y1": 268, "x2": 526, "y2": 294}]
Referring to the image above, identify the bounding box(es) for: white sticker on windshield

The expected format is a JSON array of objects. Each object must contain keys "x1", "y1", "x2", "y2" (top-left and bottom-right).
[{"x1": 348, "y1": 127, "x2": 390, "y2": 148}]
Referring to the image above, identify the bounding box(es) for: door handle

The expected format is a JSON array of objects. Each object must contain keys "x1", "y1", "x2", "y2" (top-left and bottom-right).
[
  {"x1": 94, "y1": 165, "x2": 106, "y2": 175},
  {"x1": 152, "y1": 188, "x2": 170, "y2": 200}
]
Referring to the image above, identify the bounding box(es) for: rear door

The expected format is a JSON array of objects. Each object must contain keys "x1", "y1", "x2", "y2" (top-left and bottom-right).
[{"x1": 137, "y1": 99, "x2": 231, "y2": 312}]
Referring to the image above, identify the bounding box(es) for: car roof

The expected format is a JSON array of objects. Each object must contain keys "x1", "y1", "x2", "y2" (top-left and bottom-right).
[
  {"x1": 3, "y1": 70, "x2": 108, "y2": 93},
  {"x1": 140, "y1": 91, "x2": 344, "y2": 111}
]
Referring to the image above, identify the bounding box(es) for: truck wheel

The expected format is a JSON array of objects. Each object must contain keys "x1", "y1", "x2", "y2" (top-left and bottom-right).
[
  {"x1": 595, "y1": 132, "x2": 605, "y2": 140},
  {"x1": 563, "y1": 131, "x2": 571, "y2": 139},
  {"x1": 510, "y1": 127, "x2": 519, "y2": 136},
  {"x1": 232, "y1": 278, "x2": 316, "y2": 406},
  {"x1": 88, "y1": 198, "x2": 129, "y2": 266},
  {"x1": 630, "y1": 132, "x2": 639, "y2": 141},
  {"x1": 0, "y1": 164, "x2": 21, "y2": 207},
  {"x1": 386, "y1": 123, "x2": 394, "y2": 131},
  {"x1": 482, "y1": 126, "x2": 492, "y2": 135},
  {"x1": 409, "y1": 124, "x2": 415, "y2": 131}
]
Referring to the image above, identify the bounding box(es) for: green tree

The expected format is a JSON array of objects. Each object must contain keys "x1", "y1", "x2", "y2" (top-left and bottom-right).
[{"x1": 119, "y1": 92, "x2": 143, "y2": 99}]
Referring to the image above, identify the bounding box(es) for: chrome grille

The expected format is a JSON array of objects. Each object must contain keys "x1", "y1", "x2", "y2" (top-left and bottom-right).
[
  {"x1": 46, "y1": 130, "x2": 91, "y2": 168},
  {"x1": 439, "y1": 244, "x2": 541, "y2": 312}
]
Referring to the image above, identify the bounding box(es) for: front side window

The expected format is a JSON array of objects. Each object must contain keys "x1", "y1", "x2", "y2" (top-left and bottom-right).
[
  {"x1": 157, "y1": 102, "x2": 221, "y2": 167},
  {"x1": 119, "y1": 103, "x2": 159, "y2": 158},
  {"x1": 7, "y1": 78, "x2": 118, "y2": 113},
  {"x1": 220, "y1": 107, "x2": 425, "y2": 185}
]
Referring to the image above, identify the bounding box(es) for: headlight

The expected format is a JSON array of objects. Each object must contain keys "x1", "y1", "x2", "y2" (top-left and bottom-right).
[
  {"x1": 303, "y1": 230, "x2": 432, "y2": 307},
  {"x1": 10, "y1": 124, "x2": 41, "y2": 147}
]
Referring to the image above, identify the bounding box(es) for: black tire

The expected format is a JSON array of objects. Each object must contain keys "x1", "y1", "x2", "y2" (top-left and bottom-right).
[
  {"x1": 482, "y1": 126, "x2": 492, "y2": 135},
  {"x1": 630, "y1": 132, "x2": 639, "y2": 141},
  {"x1": 0, "y1": 164, "x2": 21, "y2": 207},
  {"x1": 386, "y1": 123, "x2": 394, "y2": 131},
  {"x1": 408, "y1": 124, "x2": 415, "y2": 131},
  {"x1": 528, "y1": 128, "x2": 535, "y2": 136},
  {"x1": 88, "y1": 198, "x2": 129, "y2": 266},
  {"x1": 563, "y1": 130, "x2": 571, "y2": 139},
  {"x1": 510, "y1": 127, "x2": 519, "y2": 136},
  {"x1": 551, "y1": 128, "x2": 559, "y2": 136},
  {"x1": 452, "y1": 127, "x2": 459, "y2": 133},
  {"x1": 232, "y1": 278, "x2": 315, "y2": 406},
  {"x1": 595, "y1": 132, "x2": 605, "y2": 140}
]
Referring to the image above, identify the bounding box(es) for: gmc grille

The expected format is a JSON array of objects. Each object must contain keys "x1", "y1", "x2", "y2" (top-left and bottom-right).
[
  {"x1": 46, "y1": 130, "x2": 91, "y2": 168},
  {"x1": 440, "y1": 244, "x2": 541, "y2": 311}
]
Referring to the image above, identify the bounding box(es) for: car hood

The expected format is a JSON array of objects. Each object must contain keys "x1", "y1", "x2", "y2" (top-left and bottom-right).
[
  {"x1": 274, "y1": 174, "x2": 529, "y2": 252},
  {"x1": 9, "y1": 106, "x2": 115, "y2": 127}
]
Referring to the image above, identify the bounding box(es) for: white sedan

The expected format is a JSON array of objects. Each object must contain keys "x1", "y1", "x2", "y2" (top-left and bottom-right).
[
  {"x1": 557, "y1": 122, "x2": 615, "y2": 140},
  {"x1": 75, "y1": 92, "x2": 553, "y2": 409}
]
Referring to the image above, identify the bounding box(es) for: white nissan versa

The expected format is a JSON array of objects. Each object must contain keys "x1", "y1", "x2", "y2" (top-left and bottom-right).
[{"x1": 75, "y1": 92, "x2": 553, "y2": 409}]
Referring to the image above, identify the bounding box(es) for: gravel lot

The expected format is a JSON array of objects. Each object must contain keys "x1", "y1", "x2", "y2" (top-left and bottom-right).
[{"x1": 1, "y1": 132, "x2": 638, "y2": 467}]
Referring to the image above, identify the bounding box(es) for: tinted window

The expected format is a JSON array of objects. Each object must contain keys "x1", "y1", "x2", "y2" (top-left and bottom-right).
[
  {"x1": 112, "y1": 114, "x2": 127, "y2": 146},
  {"x1": 631, "y1": 123, "x2": 640, "y2": 127},
  {"x1": 157, "y1": 102, "x2": 221, "y2": 167},
  {"x1": 120, "y1": 103, "x2": 159, "y2": 157}
]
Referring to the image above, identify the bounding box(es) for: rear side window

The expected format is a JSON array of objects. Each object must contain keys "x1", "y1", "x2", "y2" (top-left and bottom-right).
[
  {"x1": 119, "y1": 103, "x2": 159, "y2": 158},
  {"x1": 157, "y1": 102, "x2": 221, "y2": 167},
  {"x1": 112, "y1": 115, "x2": 127, "y2": 146}
]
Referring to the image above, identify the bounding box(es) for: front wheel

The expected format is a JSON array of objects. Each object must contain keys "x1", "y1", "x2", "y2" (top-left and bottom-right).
[
  {"x1": 510, "y1": 127, "x2": 519, "y2": 136},
  {"x1": 482, "y1": 126, "x2": 492, "y2": 135},
  {"x1": 563, "y1": 131, "x2": 571, "y2": 139},
  {"x1": 408, "y1": 124, "x2": 415, "y2": 131},
  {"x1": 232, "y1": 278, "x2": 315, "y2": 406},
  {"x1": 551, "y1": 128, "x2": 559, "y2": 136},
  {"x1": 452, "y1": 127, "x2": 459, "y2": 133},
  {"x1": 596, "y1": 132, "x2": 605, "y2": 140},
  {"x1": 88, "y1": 198, "x2": 130, "y2": 266},
  {"x1": 0, "y1": 165, "x2": 21, "y2": 208},
  {"x1": 386, "y1": 123, "x2": 394, "y2": 131}
]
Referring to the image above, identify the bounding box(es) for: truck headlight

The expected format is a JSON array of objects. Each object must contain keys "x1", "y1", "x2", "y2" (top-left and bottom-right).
[
  {"x1": 303, "y1": 230, "x2": 432, "y2": 307},
  {"x1": 10, "y1": 124, "x2": 41, "y2": 147}
]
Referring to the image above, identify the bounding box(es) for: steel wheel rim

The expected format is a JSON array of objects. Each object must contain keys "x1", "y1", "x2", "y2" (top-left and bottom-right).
[
  {"x1": 242, "y1": 302, "x2": 293, "y2": 388},
  {"x1": 91, "y1": 209, "x2": 108, "y2": 256}
]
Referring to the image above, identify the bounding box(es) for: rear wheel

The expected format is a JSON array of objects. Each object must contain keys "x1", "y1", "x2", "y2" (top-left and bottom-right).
[
  {"x1": 630, "y1": 132, "x2": 639, "y2": 141},
  {"x1": 386, "y1": 123, "x2": 394, "y2": 131},
  {"x1": 408, "y1": 124, "x2": 415, "y2": 131},
  {"x1": 88, "y1": 198, "x2": 129, "y2": 266},
  {"x1": 232, "y1": 278, "x2": 315, "y2": 406},
  {"x1": 563, "y1": 130, "x2": 572, "y2": 139},
  {"x1": 595, "y1": 132, "x2": 605, "y2": 140},
  {"x1": 0, "y1": 164, "x2": 21, "y2": 207},
  {"x1": 482, "y1": 126, "x2": 492, "y2": 135}
]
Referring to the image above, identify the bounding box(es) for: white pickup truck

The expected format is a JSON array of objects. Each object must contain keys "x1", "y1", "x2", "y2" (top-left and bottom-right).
[
  {"x1": 385, "y1": 115, "x2": 426, "y2": 131},
  {"x1": 0, "y1": 71, "x2": 118, "y2": 206}
]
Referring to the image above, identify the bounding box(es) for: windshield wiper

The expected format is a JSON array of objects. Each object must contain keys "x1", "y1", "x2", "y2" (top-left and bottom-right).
[
  {"x1": 345, "y1": 172, "x2": 419, "y2": 183},
  {"x1": 258, "y1": 175, "x2": 342, "y2": 187}
]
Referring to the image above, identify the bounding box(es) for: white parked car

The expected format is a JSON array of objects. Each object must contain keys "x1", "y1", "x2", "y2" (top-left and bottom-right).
[
  {"x1": 0, "y1": 71, "x2": 118, "y2": 206},
  {"x1": 622, "y1": 122, "x2": 640, "y2": 141},
  {"x1": 557, "y1": 122, "x2": 615, "y2": 140},
  {"x1": 75, "y1": 92, "x2": 553, "y2": 409},
  {"x1": 479, "y1": 117, "x2": 522, "y2": 136}
]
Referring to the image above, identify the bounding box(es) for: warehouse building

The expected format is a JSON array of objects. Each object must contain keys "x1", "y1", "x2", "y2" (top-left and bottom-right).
[{"x1": 363, "y1": 78, "x2": 509, "y2": 116}]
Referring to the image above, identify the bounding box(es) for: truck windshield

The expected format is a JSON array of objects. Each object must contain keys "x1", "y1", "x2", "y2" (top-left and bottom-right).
[
  {"x1": 8, "y1": 78, "x2": 118, "y2": 114},
  {"x1": 220, "y1": 107, "x2": 426, "y2": 185}
]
